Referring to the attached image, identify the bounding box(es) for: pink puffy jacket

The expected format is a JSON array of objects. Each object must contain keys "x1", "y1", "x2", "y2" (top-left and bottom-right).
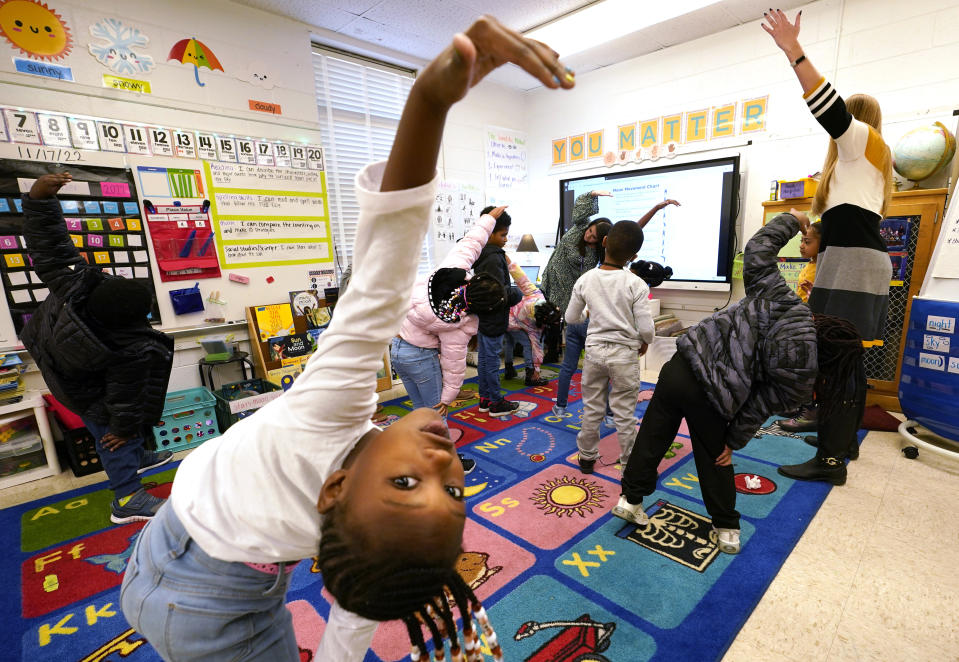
[
  {"x1": 508, "y1": 262, "x2": 545, "y2": 370},
  {"x1": 398, "y1": 214, "x2": 495, "y2": 405}
]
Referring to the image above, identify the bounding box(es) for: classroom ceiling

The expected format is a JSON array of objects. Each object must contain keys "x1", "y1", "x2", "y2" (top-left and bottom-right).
[{"x1": 233, "y1": 0, "x2": 806, "y2": 89}]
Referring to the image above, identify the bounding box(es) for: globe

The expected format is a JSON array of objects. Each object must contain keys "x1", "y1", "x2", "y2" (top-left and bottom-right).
[{"x1": 893, "y1": 122, "x2": 957, "y2": 181}]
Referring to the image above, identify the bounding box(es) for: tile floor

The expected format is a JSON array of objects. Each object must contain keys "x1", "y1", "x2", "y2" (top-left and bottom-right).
[{"x1": 2, "y1": 376, "x2": 958, "y2": 662}]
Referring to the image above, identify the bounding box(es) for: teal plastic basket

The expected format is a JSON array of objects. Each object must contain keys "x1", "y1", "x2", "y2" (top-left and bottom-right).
[{"x1": 153, "y1": 387, "x2": 220, "y2": 452}]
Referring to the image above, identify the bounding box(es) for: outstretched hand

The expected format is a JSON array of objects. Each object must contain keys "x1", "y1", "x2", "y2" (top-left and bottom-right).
[
  {"x1": 761, "y1": 9, "x2": 803, "y2": 60},
  {"x1": 30, "y1": 173, "x2": 72, "y2": 200},
  {"x1": 658, "y1": 199, "x2": 680, "y2": 209},
  {"x1": 591, "y1": 190, "x2": 612, "y2": 198},
  {"x1": 486, "y1": 205, "x2": 508, "y2": 219},
  {"x1": 416, "y1": 16, "x2": 574, "y2": 110},
  {"x1": 790, "y1": 208, "x2": 811, "y2": 234}
]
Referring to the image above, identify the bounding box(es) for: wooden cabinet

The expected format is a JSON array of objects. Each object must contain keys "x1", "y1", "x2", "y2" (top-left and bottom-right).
[{"x1": 762, "y1": 188, "x2": 948, "y2": 411}]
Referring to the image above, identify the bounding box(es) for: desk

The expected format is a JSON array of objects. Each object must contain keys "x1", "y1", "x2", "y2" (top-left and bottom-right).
[{"x1": 198, "y1": 352, "x2": 255, "y2": 392}]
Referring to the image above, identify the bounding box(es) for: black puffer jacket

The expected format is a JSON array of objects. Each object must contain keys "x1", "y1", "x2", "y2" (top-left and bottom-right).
[
  {"x1": 19, "y1": 196, "x2": 173, "y2": 438},
  {"x1": 677, "y1": 213, "x2": 817, "y2": 449},
  {"x1": 472, "y1": 244, "x2": 522, "y2": 336}
]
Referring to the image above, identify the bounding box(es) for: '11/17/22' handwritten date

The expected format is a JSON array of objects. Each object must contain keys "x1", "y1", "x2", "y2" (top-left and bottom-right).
[{"x1": 17, "y1": 145, "x2": 84, "y2": 163}]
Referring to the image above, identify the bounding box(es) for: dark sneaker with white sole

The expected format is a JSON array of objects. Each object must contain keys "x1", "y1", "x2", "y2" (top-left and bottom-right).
[
  {"x1": 488, "y1": 399, "x2": 520, "y2": 417},
  {"x1": 110, "y1": 487, "x2": 165, "y2": 524},
  {"x1": 458, "y1": 453, "x2": 476, "y2": 474},
  {"x1": 138, "y1": 450, "x2": 174, "y2": 474}
]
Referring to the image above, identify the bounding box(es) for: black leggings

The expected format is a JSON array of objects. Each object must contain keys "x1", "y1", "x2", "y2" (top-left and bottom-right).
[{"x1": 621, "y1": 352, "x2": 740, "y2": 529}]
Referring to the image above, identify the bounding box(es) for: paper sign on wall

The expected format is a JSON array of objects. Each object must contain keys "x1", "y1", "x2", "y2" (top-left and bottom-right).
[
  {"x1": 255, "y1": 141, "x2": 275, "y2": 166},
  {"x1": 216, "y1": 136, "x2": 237, "y2": 162},
  {"x1": 149, "y1": 128, "x2": 174, "y2": 156},
  {"x1": 123, "y1": 125, "x2": 151, "y2": 154},
  {"x1": 96, "y1": 121, "x2": 126, "y2": 152},
  {"x1": 3, "y1": 110, "x2": 41, "y2": 144},
  {"x1": 196, "y1": 133, "x2": 217, "y2": 160},
  {"x1": 273, "y1": 143, "x2": 292, "y2": 168},
  {"x1": 68, "y1": 118, "x2": 99, "y2": 150},
  {"x1": 236, "y1": 139, "x2": 256, "y2": 164},
  {"x1": 307, "y1": 146, "x2": 324, "y2": 170},
  {"x1": 37, "y1": 114, "x2": 71, "y2": 147},
  {"x1": 173, "y1": 130, "x2": 197, "y2": 158},
  {"x1": 290, "y1": 144, "x2": 307, "y2": 169}
]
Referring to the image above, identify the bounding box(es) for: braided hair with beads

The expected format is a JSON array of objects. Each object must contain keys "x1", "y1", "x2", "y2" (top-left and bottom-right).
[{"x1": 318, "y1": 504, "x2": 503, "y2": 662}]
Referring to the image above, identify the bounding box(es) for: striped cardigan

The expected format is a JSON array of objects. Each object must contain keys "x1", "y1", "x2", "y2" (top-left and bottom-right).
[{"x1": 803, "y1": 78, "x2": 891, "y2": 344}]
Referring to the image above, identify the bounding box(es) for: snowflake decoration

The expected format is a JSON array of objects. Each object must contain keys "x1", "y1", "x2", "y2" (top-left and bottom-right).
[{"x1": 88, "y1": 17, "x2": 154, "y2": 74}]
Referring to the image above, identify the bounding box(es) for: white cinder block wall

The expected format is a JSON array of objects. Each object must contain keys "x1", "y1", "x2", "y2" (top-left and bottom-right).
[{"x1": 522, "y1": 0, "x2": 959, "y2": 326}]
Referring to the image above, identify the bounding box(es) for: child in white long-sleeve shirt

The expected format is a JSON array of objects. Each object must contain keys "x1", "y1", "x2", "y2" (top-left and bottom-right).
[
  {"x1": 119, "y1": 17, "x2": 575, "y2": 662},
  {"x1": 566, "y1": 221, "x2": 654, "y2": 473}
]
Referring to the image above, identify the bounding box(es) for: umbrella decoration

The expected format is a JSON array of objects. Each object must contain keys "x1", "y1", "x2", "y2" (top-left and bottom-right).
[{"x1": 168, "y1": 37, "x2": 222, "y2": 87}]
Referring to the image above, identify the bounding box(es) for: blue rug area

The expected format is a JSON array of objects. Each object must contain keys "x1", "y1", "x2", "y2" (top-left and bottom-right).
[{"x1": 0, "y1": 367, "x2": 865, "y2": 662}]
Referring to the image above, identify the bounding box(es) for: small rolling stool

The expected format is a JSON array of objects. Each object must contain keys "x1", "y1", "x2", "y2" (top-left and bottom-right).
[{"x1": 198, "y1": 351, "x2": 255, "y2": 391}]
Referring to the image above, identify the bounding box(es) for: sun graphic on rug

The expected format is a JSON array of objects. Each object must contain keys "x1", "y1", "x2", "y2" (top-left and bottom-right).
[
  {"x1": 0, "y1": 0, "x2": 72, "y2": 60},
  {"x1": 530, "y1": 475, "x2": 608, "y2": 518}
]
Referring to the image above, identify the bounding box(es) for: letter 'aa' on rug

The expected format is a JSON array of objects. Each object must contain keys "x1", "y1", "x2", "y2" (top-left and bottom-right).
[{"x1": 0, "y1": 368, "x2": 865, "y2": 661}]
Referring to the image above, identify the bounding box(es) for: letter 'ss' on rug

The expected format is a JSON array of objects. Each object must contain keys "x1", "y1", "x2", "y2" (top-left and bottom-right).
[{"x1": 0, "y1": 367, "x2": 865, "y2": 661}]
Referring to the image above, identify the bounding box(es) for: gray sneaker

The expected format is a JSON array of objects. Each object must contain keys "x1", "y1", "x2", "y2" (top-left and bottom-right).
[
  {"x1": 138, "y1": 450, "x2": 174, "y2": 474},
  {"x1": 111, "y1": 487, "x2": 165, "y2": 524}
]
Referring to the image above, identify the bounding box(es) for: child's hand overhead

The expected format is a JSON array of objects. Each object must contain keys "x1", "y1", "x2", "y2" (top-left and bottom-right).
[
  {"x1": 761, "y1": 9, "x2": 802, "y2": 58},
  {"x1": 485, "y1": 205, "x2": 508, "y2": 219},
  {"x1": 416, "y1": 16, "x2": 573, "y2": 110},
  {"x1": 29, "y1": 173, "x2": 72, "y2": 200},
  {"x1": 790, "y1": 208, "x2": 811, "y2": 234}
]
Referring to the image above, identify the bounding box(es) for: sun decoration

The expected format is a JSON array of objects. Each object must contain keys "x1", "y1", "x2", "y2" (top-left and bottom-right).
[
  {"x1": 0, "y1": 0, "x2": 72, "y2": 60},
  {"x1": 530, "y1": 475, "x2": 608, "y2": 518}
]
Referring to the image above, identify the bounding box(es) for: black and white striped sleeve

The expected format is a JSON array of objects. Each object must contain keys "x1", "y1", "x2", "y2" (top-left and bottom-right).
[{"x1": 804, "y1": 77, "x2": 851, "y2": 140}]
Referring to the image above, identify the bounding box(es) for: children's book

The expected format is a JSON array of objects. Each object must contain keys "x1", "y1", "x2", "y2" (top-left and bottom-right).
[
  {"x1": 254, "y1": 303, "x2": 295, "y2": 342},
  {"x1": 267, "y1": 333, "x2": 313, "y2": 361},
  {"x1": 266, "y1": 364, "x2": 300, "y2": 391},
  {"x1": 289, "y1": 289, "x2": 331, "y2": 329}
]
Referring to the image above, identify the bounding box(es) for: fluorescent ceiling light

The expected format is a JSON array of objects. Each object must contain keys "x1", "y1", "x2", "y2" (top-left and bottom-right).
[{"x1": 526, "y1": 0, "x2": 722, "y2": 58}]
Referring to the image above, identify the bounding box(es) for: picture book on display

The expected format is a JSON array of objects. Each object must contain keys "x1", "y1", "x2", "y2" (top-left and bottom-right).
[
  {"x1": 254, "y1": 303, "x2": 295, "y2": 342},
  {"x1": 289, "y1": 289, "x2": 331, "y2": 329},
  {"x1": 267, "y1": 332, "x2": 314, "y2": 361}
]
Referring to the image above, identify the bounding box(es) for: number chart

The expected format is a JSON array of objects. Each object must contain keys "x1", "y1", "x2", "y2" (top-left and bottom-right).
[{"x1": 0, "y1": 160, "x2": 159, "y2": 335}]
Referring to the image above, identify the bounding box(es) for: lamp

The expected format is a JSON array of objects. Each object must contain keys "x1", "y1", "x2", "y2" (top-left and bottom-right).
[{"x1": 516, "y1": 234, "x2": 539, "y2": 253}]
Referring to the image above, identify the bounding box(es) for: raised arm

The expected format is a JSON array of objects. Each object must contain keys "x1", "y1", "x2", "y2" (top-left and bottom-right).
[
  {"x1": 508, "y1": 261, "x2": 538, "y2": 299},
  {"x1": 636, "y1": 199, "x2": 680, "y2": 229},
  {"x1": 743, "y1": 212, "x2": 808, "y2": 301},
  {"x1": 22, "y1": 173, "x2": 94, "y2": 301},
  {"x1": 438, "y1": 212, "x2": 498, "y2": 270},
  {"x1": 570, "y1": 191, "x2": 601, "y2": 227},
  {"x1": 282, "y1": 17, "x2": 575, "y2": 429}
]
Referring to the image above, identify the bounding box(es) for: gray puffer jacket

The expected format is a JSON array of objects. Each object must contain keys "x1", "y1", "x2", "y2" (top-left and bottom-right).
[{"x1": 677, "y1": 213, "x2": 817, "y2": 449}]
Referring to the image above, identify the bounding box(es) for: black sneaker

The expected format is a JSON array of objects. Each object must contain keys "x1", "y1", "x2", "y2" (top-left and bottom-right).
[
  {"x1": 478, "y1": 398, "x2": 491, "y2": 412},
  {"x1": 578, "y1": 456, "x2": 596, "y2": 474},
  {"x1": 503, "y1": 365, "x2": 518, "y2": 380},
  {"x1": 138, "y1": 450, "x2": 174, "y2": 474},
  {"x1": 488, "y1": 399, "x2": 518, "y2": 417},
  {"x1": 458, "y1": 453, "x2": 476, "y2": 474},
  {"x1": 111, "y1": 487, "x2": 165, "y2": 524},
  {"x1": 525, "y1": 370, "x2": 548, "y2": 387}
]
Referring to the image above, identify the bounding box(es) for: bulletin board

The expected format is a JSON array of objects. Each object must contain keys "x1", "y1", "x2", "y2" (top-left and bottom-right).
[
  {"x1": 0, "y1": 99, "x2": 336, "y2": 345},
  {"x1": 0, "y1": 159, "x2": 159, "y2": 335}
]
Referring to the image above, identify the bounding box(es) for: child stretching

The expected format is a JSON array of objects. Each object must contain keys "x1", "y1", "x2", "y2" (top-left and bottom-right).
[
  {"x1": 614, "y1": 212, "x2": 861, "y2": 554},
  {"x1": 503, "y1": 260, "x2": 562, "y2": 386},
  {"x1": 392, "y1": 208, "x2": 507, "y2": 416},
  {"x1": 120, "y1": 17, "x2": 575, "y2": 662},
  {"x1": 473, "y1": 206, "x2": 523, "y2": 416},
  {"x1": 566, "y1": 221, "x2": 653, "y2": 474}
]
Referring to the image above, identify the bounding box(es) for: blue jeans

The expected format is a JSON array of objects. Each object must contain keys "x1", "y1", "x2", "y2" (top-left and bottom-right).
[
  {"x1": 390, "y1": 337, "x2": 442, "y2": 409},
  {"x1": 477, "y1": 331, "x2": 504, "y2": 401},
  {"x1": 504, "y1": 329, "x2": 534, "y2": 372},
  {"x1": 82, "y1": 417, "x2": 145, "y2": 499},
  {"x1": 556, "y1": 321, "x2": 588, "y2": 407},
  {"x1": 121, "y1": 502, "x2": 298, "y2": 661}
]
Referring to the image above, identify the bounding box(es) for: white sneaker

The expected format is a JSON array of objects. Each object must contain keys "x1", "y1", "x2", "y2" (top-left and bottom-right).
[
  {"x1": 551, "y1": 404, "x2": 569, "y2": 417},
  {"x1": 611, "y1": 495, "x2": 648, "y2": 526},
  {"x1": 603, "y1": 414, "x2": 616, "y2": 427},
  {"x1": 711, "y1": 526, "x2": 741, "y2": 554}
]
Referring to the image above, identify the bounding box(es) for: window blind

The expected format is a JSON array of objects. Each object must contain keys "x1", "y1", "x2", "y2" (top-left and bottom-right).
[{"x1": 312, "y1": 47, "x2": 434, "y2": 276}]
